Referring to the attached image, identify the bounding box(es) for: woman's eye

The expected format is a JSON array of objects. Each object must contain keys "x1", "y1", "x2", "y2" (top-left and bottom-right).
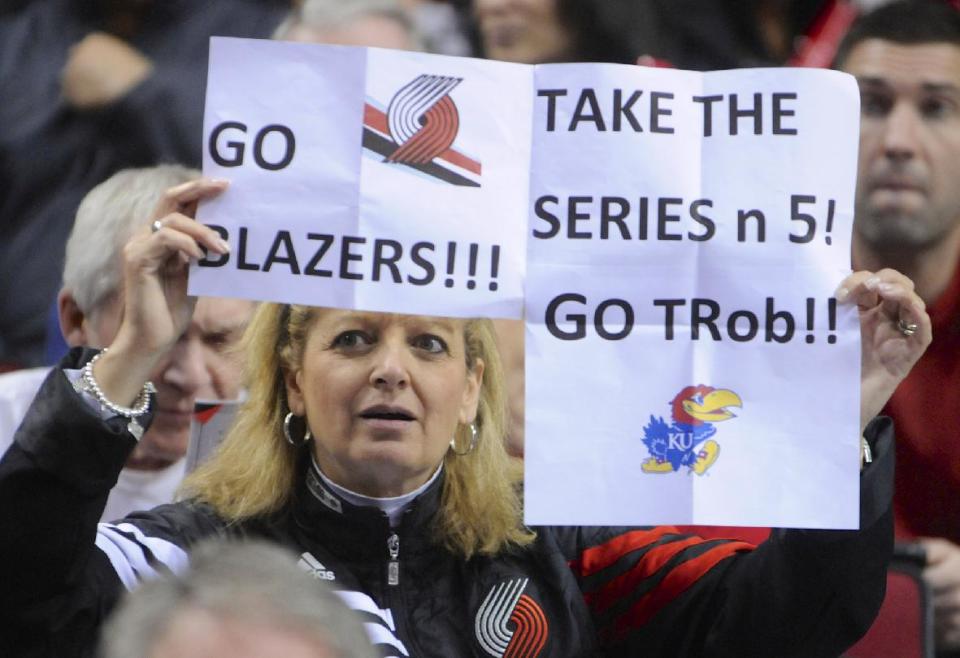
[
  {"x1": 203, "y1": 331, "x2": 231, "y2": 350},
  {"x1": 413, "y1": 335, "x2": 447, "y2": 354},
  {"x1": 332, "y1": 331, "x2": 373, "y2": 350}
]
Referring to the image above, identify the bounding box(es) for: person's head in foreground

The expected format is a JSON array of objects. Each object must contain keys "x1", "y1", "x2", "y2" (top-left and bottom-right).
[
  {"x1": 60, "y1": 165, "x2": 253, "y2": 469},
  {"x1": 99, "y1": 540, "x2": 377, "y2": 658},
  {"x1": 835, "y1": 0, "x2": 960, "y2": 289},
  {"x1": 183, "y1": 304, "x2": 532, "y2": 557}
]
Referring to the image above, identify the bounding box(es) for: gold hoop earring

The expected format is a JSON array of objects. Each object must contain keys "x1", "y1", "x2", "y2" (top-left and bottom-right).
[
  {"x1": 283, "y1": 412, "x2": 312, "y2": 447},
  {"x1": 449, "y1": 423, "x2": 478, "y2": 456}
]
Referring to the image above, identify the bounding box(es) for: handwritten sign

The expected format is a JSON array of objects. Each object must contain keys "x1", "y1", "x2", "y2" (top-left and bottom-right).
[
  {"x1": 524, "y1": 65, "x2": 861, "y2": 529},
  {"x1": 192, "y1": 39, "x2": 863, "y2": 529},
  {"x1": 192, "y1": 38, "x2": 532, "y2": 319}
]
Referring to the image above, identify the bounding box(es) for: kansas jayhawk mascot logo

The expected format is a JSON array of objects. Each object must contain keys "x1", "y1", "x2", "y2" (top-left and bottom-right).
[
  {"x1": 641, "y1": 385, "x2": 742, "y2": 475},
  {"x1": 475, "y1": 578, "x2": 547, "y2": 658}
]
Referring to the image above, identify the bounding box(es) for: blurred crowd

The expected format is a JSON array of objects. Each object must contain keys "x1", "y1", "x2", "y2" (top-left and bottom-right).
[{"x1": 1, "y1": 0, "x2": 958, "y2": 656}]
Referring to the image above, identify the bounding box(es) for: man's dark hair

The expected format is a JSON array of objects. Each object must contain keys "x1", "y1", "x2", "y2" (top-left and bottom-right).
[{"x1": 835, "y1": 0, "x2": 960, "y2": 67}]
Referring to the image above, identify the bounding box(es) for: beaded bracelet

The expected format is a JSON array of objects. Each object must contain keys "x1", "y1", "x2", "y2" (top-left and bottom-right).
[{"x1": 78, "y1": 348, "x2": 156, "y2": 440}]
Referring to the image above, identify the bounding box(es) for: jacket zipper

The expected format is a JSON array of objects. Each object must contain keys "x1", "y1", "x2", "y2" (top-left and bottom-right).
[
  {"x1": 387, "y1": 532, "x2": 400, "y2": 586},
  {"x1": 384, "y1": 528, "x2": 424, "y2": 656},
  {"x1": 384, "y1": 526, "x2": 426, "y2": 658}
]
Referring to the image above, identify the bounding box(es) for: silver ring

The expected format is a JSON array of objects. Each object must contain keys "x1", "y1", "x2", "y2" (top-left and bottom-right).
[
  {"x1": 897, "y1": 319, "x2": 918, "y2": 337},
  {"x1": 151, "y1": 220, "x2": 164, "y2": 233}
]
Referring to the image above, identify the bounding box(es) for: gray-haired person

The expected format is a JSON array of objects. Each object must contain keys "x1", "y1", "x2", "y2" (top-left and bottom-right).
[
  {"x1": 0, "y1": 165, "x2": 254, "y2": 521},
  {"x1": 274, "y1": 0, "x2": 424, "y2": 50},
  {"x1": 100, "y1": 540, "x2": 378, "y2": 658}
]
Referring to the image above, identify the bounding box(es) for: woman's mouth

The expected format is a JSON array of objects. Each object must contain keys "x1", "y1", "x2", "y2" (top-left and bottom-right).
[{"x1": 358, "y1": 405, "x2": 416, "y2": 430}]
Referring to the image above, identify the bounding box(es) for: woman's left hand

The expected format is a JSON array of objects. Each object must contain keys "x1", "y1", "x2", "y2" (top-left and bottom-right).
[{"x1": 836, "y1": 269, "x2": 932, "y2": 434}]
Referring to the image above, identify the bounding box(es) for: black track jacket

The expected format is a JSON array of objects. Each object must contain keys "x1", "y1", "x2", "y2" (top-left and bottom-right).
[{"x1": 0, "y1": 349, "x2": 895, "y2": 657}]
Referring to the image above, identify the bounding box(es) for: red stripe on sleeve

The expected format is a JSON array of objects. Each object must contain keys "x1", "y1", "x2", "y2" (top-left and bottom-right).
[
  {"x1": 583, "y1": 536, "x2": 704, "y2": 615},
  {"x1": 601, "y1": 541, "x2": 754, "y2": 644},
  {"x1": 569, "y1": 527, "x2": 679, "y2": 578}
]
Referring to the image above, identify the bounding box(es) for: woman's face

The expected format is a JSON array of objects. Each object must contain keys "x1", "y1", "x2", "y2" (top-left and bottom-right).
[{"x1": 285, "y1": 310, "x2": 483, "y2": 497}]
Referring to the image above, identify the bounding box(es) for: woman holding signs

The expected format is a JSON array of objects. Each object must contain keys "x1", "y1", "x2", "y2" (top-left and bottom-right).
[{"x1": 0, "y1": 178, "x2": 931, "y2": 657}]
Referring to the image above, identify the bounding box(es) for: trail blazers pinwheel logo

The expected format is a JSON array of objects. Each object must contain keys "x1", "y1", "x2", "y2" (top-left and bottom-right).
[
  {"x1": 475, "y1": 577, "x2": 547, "y2": 658},
  {"x1": 363, "y1": 74, "x2": 481, "y2": 187},
  {"x1": 641, "y1": 385, "x2": 743, "y2": 475}
]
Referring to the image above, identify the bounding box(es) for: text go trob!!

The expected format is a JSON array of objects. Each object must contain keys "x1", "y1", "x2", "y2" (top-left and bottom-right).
[{"x1": 545, "y1": 293, "x2": 839, "y2": 344}]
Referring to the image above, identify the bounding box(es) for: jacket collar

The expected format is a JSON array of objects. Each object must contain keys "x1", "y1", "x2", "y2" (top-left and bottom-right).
[{"x1": 290, "y1": 454, "x2": 446, "y2": 561}]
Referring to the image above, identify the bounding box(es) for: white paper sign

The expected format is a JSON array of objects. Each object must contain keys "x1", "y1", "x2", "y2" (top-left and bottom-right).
[
  {"x1": 524, "y1": 65, "x2": 862, "y2": 529},
  {"x1": 192, "y1": 39, "x2": 864, "y2": 529},
  {"x1": 192, "y1": 38, "x2": 532, "y2": 319}
]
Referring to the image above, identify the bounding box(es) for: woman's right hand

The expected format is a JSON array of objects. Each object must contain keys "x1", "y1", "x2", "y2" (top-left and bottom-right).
[{"x1": 93, "y1": 178, "x2": 230, "y2": 407}]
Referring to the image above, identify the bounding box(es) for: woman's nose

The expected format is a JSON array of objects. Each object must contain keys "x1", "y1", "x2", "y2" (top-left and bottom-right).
[{"x1": 369, "y1": 341, "x2": 409, "y2": 389}]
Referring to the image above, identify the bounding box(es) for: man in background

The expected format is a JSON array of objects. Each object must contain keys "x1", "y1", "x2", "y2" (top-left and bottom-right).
[
  {"x1": 835, "y1": 1, "x2": 960, "y2": 651},
  {"x1": 691, "y1": 3, "x2": 960, "y2": 650},
  {"x1": 0, "y1": 166, "x2": 254, "y2": 521}
]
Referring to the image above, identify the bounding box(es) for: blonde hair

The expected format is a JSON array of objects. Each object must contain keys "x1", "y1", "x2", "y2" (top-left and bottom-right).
[{"x1": 181, "y1": 304, "x2": 534, "y2": 559}]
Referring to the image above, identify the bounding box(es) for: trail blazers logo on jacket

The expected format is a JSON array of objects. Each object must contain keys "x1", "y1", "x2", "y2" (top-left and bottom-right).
[
  {"x1": 363, "y1": 74, "x2": 482, "y2": 187},
  {"x1": 476, "y1": 577, "x2": 548, "y2": 658}
]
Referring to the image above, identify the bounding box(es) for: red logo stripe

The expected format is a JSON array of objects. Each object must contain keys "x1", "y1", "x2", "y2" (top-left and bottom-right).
[
  {"x1": 438, "y1": 145, "x2": 481, "y2": 176},
  {"x1": 388, "y1": 95, "x2": 455, "y2": 164},
  {"x1": 363, "y1": 103, "x2": 481, "y2": 176},
  {"x1": 391, "y1": 96, "x2": 459, "y2": 164},
  {"x1": 504, "y1": 594, "x2": 548, "y2": 658},
  {"x1": 419, "y1": 96, "x2": 459, "y2": 160},
  {"x1": 364, "y1": 103, "x2": 389, "y2": 133},
  {"x1": 600, "y1": 541, "x2": 753, "y2": 644},
  {"x1": 569, "y1": 527, "x2": 679, "y2": 578}
]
